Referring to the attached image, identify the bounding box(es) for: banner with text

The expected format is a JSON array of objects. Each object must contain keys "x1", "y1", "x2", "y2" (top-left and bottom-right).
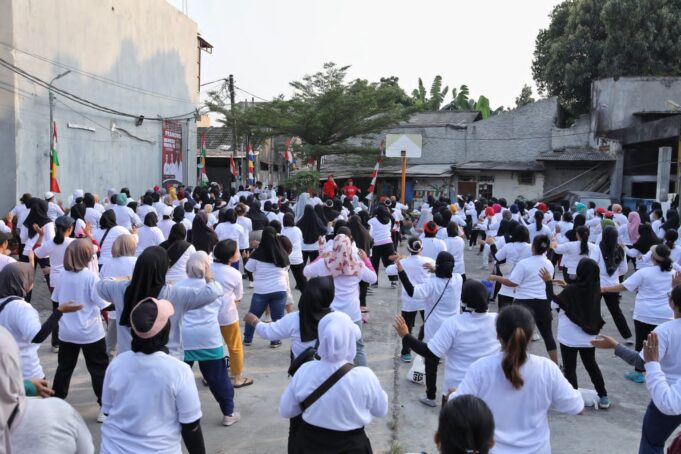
[{"x1": 162, "y1": 120, "x2": 183, "y2": 185}]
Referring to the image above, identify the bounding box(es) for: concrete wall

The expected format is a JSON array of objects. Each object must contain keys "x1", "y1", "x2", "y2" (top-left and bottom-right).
[
  {"x1": 0, "y1": 0, "x2": 199, "y2": 212},
  {"x1": 454, "y1": 171, "x2": 545, "y2": 201},
  {"x1": 592, "y1": 77, "x2": 681, "y2": 132},
  {"x1": 0, "y1": 0, "x2": 17, "y2": 212},
  {"x1": 551, "y1": 114, "x2": 591, "y2": 150}
]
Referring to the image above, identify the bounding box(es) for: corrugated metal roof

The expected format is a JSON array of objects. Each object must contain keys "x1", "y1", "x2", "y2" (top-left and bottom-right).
[
  {"x1": 382, "y1": 164, "x2": 453, "y2": 176},
  {"x1": 454, "y1": 161, "x2": 544, "y2": 172},
  {"x1": 537, "y1": 150, "x2": 615, "y2": 161}
]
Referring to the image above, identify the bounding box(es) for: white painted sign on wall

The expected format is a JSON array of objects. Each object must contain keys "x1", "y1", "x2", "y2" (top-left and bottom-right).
[{"x1": 385, "y1": 134, "x2": 422, "y2": 158}]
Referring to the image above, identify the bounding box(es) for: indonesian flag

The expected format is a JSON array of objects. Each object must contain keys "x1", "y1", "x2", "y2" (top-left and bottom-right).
[
  {"x1": 247, "y1": 144, "x2": 255, "y2": 185},
  {"x1": 199, "y1": 132, "x2": 208, "y2": 187},
  {"x1": 366, "y1": 159, "x2": 381, "y2": 199},
  {"x1": 284, "y1": 137, "x2": 294, "y2": 163},
  {"x1": 230, "y1": 154, "x2": 237, "y2": 177},
  {"x1": 50, "y1": 122, "x2": 61, "y2": 193}
]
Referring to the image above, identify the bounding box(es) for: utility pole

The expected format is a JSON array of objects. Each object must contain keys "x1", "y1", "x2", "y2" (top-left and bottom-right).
[
  {"x1": 228, "y1": 74, "x2": 239, "y2": 188},
  {"x1": 48, "y1": 70, "x2": 71, "y2": 188}
]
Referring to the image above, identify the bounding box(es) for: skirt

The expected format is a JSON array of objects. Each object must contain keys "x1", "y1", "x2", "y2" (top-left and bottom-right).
[{"x1": 291, "y1": 421, "x2": 372, "y2": 454}]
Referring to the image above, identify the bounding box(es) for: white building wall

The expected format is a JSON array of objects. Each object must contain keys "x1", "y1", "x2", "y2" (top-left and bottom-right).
[
  {"x1": 492, "y1": 172, "x2": 545, "y2": 201},
  {"x1": 0, "y1": 0, "x2": 199, "y2": 211}
]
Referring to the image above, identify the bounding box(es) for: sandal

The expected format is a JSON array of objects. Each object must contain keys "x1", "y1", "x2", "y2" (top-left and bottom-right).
[{"x1": 233, "y1": 377, "x2": 254, "y2": 388}]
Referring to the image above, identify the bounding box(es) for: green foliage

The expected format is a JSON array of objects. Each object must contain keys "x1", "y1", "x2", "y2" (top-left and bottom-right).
[
  {"x1": 515, "y1": 84, "x2": 536, "y2": 108},
  {"x1": 284, "y1": 170, "x2": 320, "y2": 192},
  {"x1": 410, "y1": 76, "x2": 449, "y2": 110},
  {"x1": 441, "y1": 85, "x2": 503, "y2": 118},
  {"x1": 533, "y1": 0, "x2": 681, "y2": 116}
]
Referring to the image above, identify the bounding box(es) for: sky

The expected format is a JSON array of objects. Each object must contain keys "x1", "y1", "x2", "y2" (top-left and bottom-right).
[{"x1": 167, "y1": 0, "x2": 563, "y2": 112}]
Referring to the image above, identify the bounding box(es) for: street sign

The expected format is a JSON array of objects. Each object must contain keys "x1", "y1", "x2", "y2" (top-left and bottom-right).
[{"x1": 385, "y1": 134, "x2": 422, "y2": 158}]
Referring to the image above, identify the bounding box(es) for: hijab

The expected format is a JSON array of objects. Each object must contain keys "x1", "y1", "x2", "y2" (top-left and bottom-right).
[
  {"x1": 250, "y1": 226, "x2": 289, "y2": 267},
  {"x1": 294, "y1": 193, "x2": 310, "y2": 222},
  {"x1": 115, "y1": 193, "x2": 127, "y2": 206},
  {"x1": 435, "y1": 251, "x2": 455, "y2": 279},
  {"x1": 374, "y1": 205, "x2": 392, "y2": 225},
  {"x1": 23, "y1": 199, "x2": 51, "y2": 238},
  {"x1": 324, "y1": 234, "x2": 362, "y2": 277},
  {"x1": 0, "y1": 263, "x2": 34, "y2": 299},
  {"x1": 566, "y1": 214, "x2": 585, "y2": 242},
  {"x1": 554, "y1": 258, "x2": 604, "y2": 335},
  {"x1": 172, "y1": 206, "x2": 185, "y2": 223},
  {"x1": 298, "y1": 276, "x2": 334, "y2": 342},
  {"x1": 461, "y1": 279, "x2": 490, "y2": 313},
  {"x1": 0, "y1": 326, "x2": 27, "y2": 454},
  {"x1": 159, "y1": 223, "x2": 192, "y2": 268},
  {"x1": 99, "y1": 209, "x2": 117, "y2": 229},
  {"x1": 663, "y1": 209, "x2": 680, "y2": 231},
  {"x1": 632, "y1": 223, "x2": 661, "y2": 254},
  {"x1": 297, "y1": 205, "x2": 327, "y2": 244},
  {"x1": 628, "y1": 211, "x2": 641, "y2": 244},
  {"x1": 314, "y1": 204, "x2": 328, "y2": 225},
  {"x1": 316, "y1": 311, "x2": 361, "y2": 363},
  {"x1": 190, "y1": 212, "x2": 218, "y2": 254},
  {"x1": 348, "y1": 215, "x2": 372, "y2": 254},
  {"x1": 120, "y1": 246, "x2": 169, "y2": 326},
  {"x1": 63, "y1": 239, "x2": 94, "y2": 272},
  {"x1": 575, "y1": 202, "x2": 586, "y2": 217},
  {"x1": 599, "y1": 226, "x2": 624, "y2": 276},
  {"x1": 247, "y1": 201, "x2": 268, "y2": 231}
]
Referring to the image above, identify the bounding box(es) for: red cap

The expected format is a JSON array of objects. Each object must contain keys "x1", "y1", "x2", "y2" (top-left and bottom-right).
[
  {"x1": 153, "y1": 185, "x2": 160, "y2": 192},
  {"x1": 424, "y1": 221, "x2": 438, "y2": 235},
  {"x1": 596, "y1": 207, "x2": 606, "y2": 214},
  {"x1": 485, "y1": 207, "x2": 495, "y2": 217},
  {"x1": 605, "y1": 211, "x2": 614, "y2": 219}
]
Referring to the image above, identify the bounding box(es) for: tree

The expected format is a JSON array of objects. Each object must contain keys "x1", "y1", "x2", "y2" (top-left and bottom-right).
[
  {"x1": 515, "y1": 84, "x2": 536, "y2": 108},
  {"x1": 532, "y1": 0, "x2": 681, "y2": 116},
  {"x1": 410, "y1": 76, "x2": 449, "y2": 110},
  {"x1": 226, "y1": 63, "x2": 411, "y2": 171},
  {"x1": 442, "y1": 85, "x2": 504, "y2": 118}
]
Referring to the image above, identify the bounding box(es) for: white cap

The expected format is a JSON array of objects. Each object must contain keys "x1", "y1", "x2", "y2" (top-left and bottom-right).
[
  {"x1": 44, "y1": 191, "x2": 54, "y2": 200},
  {"x1": 162, "y1": 205, "x2": 173, "y2": 216}
]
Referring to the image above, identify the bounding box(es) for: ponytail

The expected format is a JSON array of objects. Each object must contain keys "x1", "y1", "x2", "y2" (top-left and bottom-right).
[
  {"x1": 576, "y1": 226, "x2": 589, "y2": 256},
  {"x1": 534, "y1": 211, "x2": 543, "y2": 233},
  {"x1": 664, "y1": 229, "x2": 678, "y2": 250},
  {"x1": 54, "y1": 226, "x2": 66, "y2": 245},
  {"x1": 496, "y1": 306, "x2": 533, "y2": 389}
]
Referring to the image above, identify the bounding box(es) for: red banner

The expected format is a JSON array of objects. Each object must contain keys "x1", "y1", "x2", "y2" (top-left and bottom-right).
[{"x1": 162, "y1": 120, "x2": 183, "y2": 184}]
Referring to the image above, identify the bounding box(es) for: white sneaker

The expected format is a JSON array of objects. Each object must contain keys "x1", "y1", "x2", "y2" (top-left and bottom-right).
[
  {"x1": 419, "y1": 397, "x2": 437, "y2": 408},
  {"x1": 222, "y1": 412, "x2": 241, "y2": 426},
  {"x1": 97, "y1": 410, "x2": 107, "y2": 423},
  {"x1": 51, "y1": 345, "x2": 59, "y2": 353},
  {"x1": 248, "y1": 281, "x2": 255, "y2": 288},
  {"x1": 532, "y1": 332, "x2": 541, "y2": 342}
]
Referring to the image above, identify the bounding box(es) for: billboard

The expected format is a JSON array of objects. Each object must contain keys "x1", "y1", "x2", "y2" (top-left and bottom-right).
[{"x1": 162, "y1": 120, "x2": 183, "y2": 185}]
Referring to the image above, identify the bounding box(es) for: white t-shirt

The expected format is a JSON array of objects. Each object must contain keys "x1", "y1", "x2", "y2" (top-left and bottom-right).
[
  {"x1": 100, "y1": 256, "x2": 137, "y2": 320},
  {"x1": 623, "y1": 266, "x2": 674, "y2": 325},
  {"x1": 527, "y1": 223, "x2": 553, "y2": 242},
  {"x1": 0, "y1": 254, "x2": 16, "y2": 272},
  {"x1": 444, "y1": 236, "x2": 465, "y2": 274},
  {"x1": 454, "y1": 353, "x2": 583, "y2": 454},
  {"x1": 112, "y1": 205, "x2": 140, "y2": 230},
  {"x1": 557, "y1": 311, "x2": 597, "y2": 348},
  {"x1": 508, "y1": 255, "x2": 554, "y2": 300},
  {"x1": 135, "y1": 226, "x2": 165, "y2": 256},
  {"x1": 166, "y1": 246, "x2": 196, "y2": 284},
  {"x1": 47, "y1": 201, "x2": 64, "y2": 221},
  {"x1": 11, "y1": 203, "x2": 30, "y2": 243},
  {"x1": 95, "y1": 226, "x2": 130, "y2": 266},
  {"x1": 85, "y1": 207, "x2": 101, "y2": 229},
  {"x1": 158, "y1": 219, "x2": 175, "y2": 240},
  {"x1": 101, "y1": 351, "x2": 202, "y2": 454},
  {"x1": 385, "y1": 255, "x2": 435, "y2": 312},
  {"x1": 244, "y1": 258, "x2": 289, "y2": 294},
  {"x1": 494, "y1": 242, "x2": 532, "y2": 298},
  {"x1": 176, "y1": 277, "x2": 225, "y2": 352},
  {"x1": 137, "y1": 205, "x2": 156, "y2": 223},
  {"x1": 593, "y1": 246, "x2": 628, "y2": 287},
  {"x1": 255, "y1": 311, "x2": 316, "y2": 358},
  {"x1": 215, "y1": 222, "x2": 246, "y2": 249},
  {"x1": 52, "y1": 269, "x2": 109, "y2": 344},
  {"x1": 420, "y1": 237, "x2": 447, "y2": 262},
  {"x1": 236, "y1": 216, "x2": 253, "y2": 244},
  {"x1": 640, "y1": 318, "x2": 681, "y2": 386},
  {"x1": 428, "y1": 312, "x2": 500, "y2": 392},
  {"x1": 554, "y1": 241, "x2": 599, "y2": 275},
  {"x1": 411, "y1": 274, "x2": 463, "y2": 341},
  {"x1": 211, "y1": 262, "x2": 243, "y2": 326},
  {"x1": 23, "y1": 222, "x2": 55, "y2": 255},
  {"x1": 368, "y1": 218, "x2": 392, "y2": 246},
  {"x1": 304, "y1": 259, "x2": 377, "y2": 322},
  {"x1": 34, "y1": 237, "x2": 75, "y2": 289},
  {"x1": 0, "y1": 297, "x2": 43, "y2": 379},
  {"x1": 282, "y1": 226, "x2": 304, "y2": 265}
]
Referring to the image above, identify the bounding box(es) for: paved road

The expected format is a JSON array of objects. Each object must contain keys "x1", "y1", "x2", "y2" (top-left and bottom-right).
[{"x1": 30, "y1": 245, "x2": 679, "y2": 453}]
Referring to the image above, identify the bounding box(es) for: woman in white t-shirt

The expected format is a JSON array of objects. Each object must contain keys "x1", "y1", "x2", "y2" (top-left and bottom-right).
[
  {"x1": 541, "y1": 258, "x2": 610, "y2": 408},
  {"x1": 94, "y1": 210, "x2": 130, "y2": 267},
  {"x1": 51, "y1": 239, "x2": 112, "y2": 422},
  {"x1": 394, "y1": 279, "x2": 500, "y2": 406},
  {"x1": 282, "y1": 213, "x2": 306, "y2": 291},
  {"x1": 526, "y1": 210, "x2": 552, "y2": 242},
  {"x1": 100, "y1": 234, "x2": 137, "y2": 359},
  {"x1": 279, "y1": 311, "x2": 388, "y2": 453},
  {"x1": 212, "y1": 240, "x2": 252, "y2": 388},
  {"x1": 235, "y1": 203, "x2": 254, "y2": 285},
  {"x1": 157, "y1": 206, "x2": 175, "y2": 239},
  {"x1": 444, "y1": 222, "x2": 466, "y2": 280},
  {"x1": 552, "y1": 225, "x2": 599, "y2": 281},
  {"x1": 101, "y1": 298, "x2": 205, "y2": 453},
  {"x1": 176, "y1": 251, "x2": 240, "y2": 427},
  {"x1": 452, "y1": 305, "x2": 583, "y2": 453},
  {"x1": 488, "y1": 234, "x2": 558, "y2": 364},
  {"x1": 159, "y1": 224, "x2": 196, "y2": 285},
  {"x1": 602, "y1": 244, "x2": 675, "y2": 384},
  {"x1": 395, "y1": 251, "x2": 463, "y2": 407},
  {"x1": 214, "y1": 209, "x2": 246, "y2": 269},
  {"x1": 489, "y1": 223, "x2": 532, "y2": 310},
  {"x1": 135, "y1": 212, "x2": 165, "y2": 256},
  {"x1": 420, "y1": 221, "x2": 448, "y2": 263},
  {"x1": 368, "y1": 205, "x2": 398, "y2": 287},
  {"x1": 243, "y1": 227, "x2": 291, "y2": 348}
]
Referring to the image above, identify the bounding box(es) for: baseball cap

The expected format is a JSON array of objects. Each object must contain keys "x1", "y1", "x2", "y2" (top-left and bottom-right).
[
  {"x1": 44, "y1": 191, "x2": 55, "y2": 200},
  {"x1": 162, "y1": 205, "x2": 173, "y2": 217},
  {"x1": 130, "y1": 298, "x2": 175, "y2": 339}
]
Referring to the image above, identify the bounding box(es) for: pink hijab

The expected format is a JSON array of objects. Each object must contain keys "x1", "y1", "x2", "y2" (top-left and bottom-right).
[
  {"x1": 628, "y1": 212, "x2": 641, "y2": 244},
  {"x1": 324, "y1": 234, "x2": 362, "y2": 277}
]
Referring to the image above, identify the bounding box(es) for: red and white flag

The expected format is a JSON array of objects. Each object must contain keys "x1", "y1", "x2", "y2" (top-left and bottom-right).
[
  {"x1": 230, "y1": 154, "x2": 237, "y2": 177},
  {"x1": 366, "y1": 159, "x2": 381, "y2": 199},
  {"x1": 284, "y1": 137, "x2": 294, "y2": 164}
]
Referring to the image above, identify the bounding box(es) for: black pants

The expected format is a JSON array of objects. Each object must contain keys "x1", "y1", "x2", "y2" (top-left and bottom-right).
[
  {"x1": 469, "y1": 229, "x2": 480, "y2": 247},
  {"x1": 292, "y1": 421, "x2": 372, "y2": 454},
  {"x1": 513, "y1": 298, "x2": 556, "y2": 352},
  {"x1": 560, "y1": 344, "x2": 607, "y2": 397},
  {"x1": 51, "y1": 301, "x2": 60, "y2": 347},
  {"x1": 635, "y1": 320, "x2": 657, "y2": 372},
  {"x1": 53, "y1": 338, "x2": 108, "y2": 405},
  {"x1": 425, "y1": 356, "x2": 440, "y2": 400},
  {"x1": 401, "y1": 310, "x2": 424, "y2": 355},
  {"x1": 370, "y1": 243, "x2": 397, "y2": 283},
  {"x1": 302, "y1": 250, "x2": 319, "y2": 266},
  {"x1": 290, "y1": 263, "x2": 307, "y2": 291},
  {"x1": 498, "y1": 294, "x2": 513, "y2": 310},
  {"x1": 241, "y1": 250, "x2": 253, "y2": 282},
  {"x1": 602, "y1": 293, "x2": 632, "y2": 339},
  {"x1": 359, "y1": 281, "x2": 369, "y2": 308}
]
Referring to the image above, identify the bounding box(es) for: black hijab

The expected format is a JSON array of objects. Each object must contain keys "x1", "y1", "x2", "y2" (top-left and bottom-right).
[
  {"x1": 160, "y1": 223, "x2": 192, "y2": 268},
  {"x1": 374, "y1": 205, "x2": 392, "y2": 225},
  {"x1": 662, "y1": 209, "x2": 680, "y2": 231},
  {"x1": 248, "y1": 201, "x2": 268, "y2": 231},
  {"x1": 435, "y1": 251, "x2": 455, "y2": 279},
  {"x1": 566, "y1": 214, "x2": 585, "y2": 242},
  {"x1": 554, "y1": 258, "x2": 604, "y2": 335},
  {"x1": 0, "y1": 262, "x2": 34, "y2": 299},
  {"x1": 70, "y1": 202, "x2": 86, "y2": 222},
  {"x1": 99, "y1": 209, "x2": 117, "y2": 229},
  {"x1": 314, "y1": 204, "x2": 328, "y2": 225},
  {"x1": 297, "y1": 205, "x2": 328, "y2": 244},
  {"x1": 190, "y1": 212, "x2": 218, "y2": 254},
  {"x1": 600, "y1": 226, "x2": 624, "y2": 276},
  {"x1": 633, "y1": 224, "x2": 661, "y2": 254},
  {"x1": 250, "y1": 226, "x2": 289, "y2": 267},
  {"x1": 120, "y1": 247, "x2": 169, "y2": 326},
  {"x1": 298, "y1": 276, "x2": 334, "y2": 342},
  {"x1": 461, "y1": 279, "x2": 489, "y2": 313},
  {"x1": 24, "y1": 199, "x2": 51, "y2": 238},
  {"x1": 348, "y1": 215, "x2": 372, "y2": 254},
  {"x1": 172, "y1": 206, "x2": 185, "y2": 223}
]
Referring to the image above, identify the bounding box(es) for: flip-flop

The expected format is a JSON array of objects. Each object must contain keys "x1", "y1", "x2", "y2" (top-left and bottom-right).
[{"x1": 233, "y1": 377, "x2": 254, "y2": 388}]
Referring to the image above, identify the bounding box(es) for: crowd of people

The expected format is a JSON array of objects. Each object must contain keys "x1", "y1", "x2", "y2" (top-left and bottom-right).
[{"x1": 0, "y1": 181, "x2": 680, "y2": 453}]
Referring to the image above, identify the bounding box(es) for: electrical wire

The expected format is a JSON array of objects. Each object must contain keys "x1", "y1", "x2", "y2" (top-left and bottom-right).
[{"x1": 234, "y1": 85, "x2": 269, "y2": 102}]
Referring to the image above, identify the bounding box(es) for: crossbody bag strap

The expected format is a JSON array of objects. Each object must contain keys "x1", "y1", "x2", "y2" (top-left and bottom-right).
[
  {"x1": 0, "y1": 297, "x2": 22, "y2": 315},
  {"x1": 300, "y1": 363, "x2": 354, "y2": 411},
  {"x1": 425, "y1": 277, "x2": 451, "y2": 322}
]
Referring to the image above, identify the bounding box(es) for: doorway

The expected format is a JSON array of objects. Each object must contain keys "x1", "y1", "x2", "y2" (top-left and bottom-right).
[{"x1": 457, "y1": 181, "x2": 476, "y2": 199}]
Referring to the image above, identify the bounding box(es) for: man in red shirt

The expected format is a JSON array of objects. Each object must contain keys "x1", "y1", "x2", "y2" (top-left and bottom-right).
[
  {"x1": 342, "y1": 178, "x2": 360, "y2": 199},
  {"x1": 323, "y1": 175, "x2": 337, "y2": 199}
]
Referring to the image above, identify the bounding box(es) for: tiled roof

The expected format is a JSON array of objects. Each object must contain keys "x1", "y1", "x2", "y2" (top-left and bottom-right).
[{"x1": 537, "y1": 149, "x2": 615, "y2": 161}]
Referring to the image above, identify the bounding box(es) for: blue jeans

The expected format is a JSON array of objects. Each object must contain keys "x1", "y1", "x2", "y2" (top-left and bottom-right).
[
  {"x1": 639, "y1": 400, "x2": 681, "y2": 453},
  {"x1": 186, "y1": 358, "x2": 234, "y2": 416},
  {"x1": 354, "y1": 321, "x2": 367, "y2": 367},
  {"x1": 243, "y1": 291, "x2": 287, "y2": 344}
]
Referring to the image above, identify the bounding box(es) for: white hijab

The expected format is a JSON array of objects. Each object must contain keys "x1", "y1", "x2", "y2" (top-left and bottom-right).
[
  {"x1": 0, "y1": 326, "x2": 27, "y2": 454},
  {"x1": 316, "y1": 312, "x2": 361, "y2": 364},
  {"x1": 294, "y1": 193, "x2": 311, "y2": 223}
]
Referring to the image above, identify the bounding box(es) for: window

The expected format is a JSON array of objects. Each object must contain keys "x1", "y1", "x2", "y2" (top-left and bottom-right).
[
  {"x1": 518, "y1": 172, "x2": 535, "y2": 185},
  {"x1": 260, "y1": 162, "x2": 269, "y2": 171}
]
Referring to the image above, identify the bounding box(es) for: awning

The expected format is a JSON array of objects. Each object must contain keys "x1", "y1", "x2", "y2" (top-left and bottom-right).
[
  {"x1": 454, "y1": 161, "x2": 544, "y2": 172},
  {"x1": 600, "y1": 115, "x2": 681, "y2": 145}
]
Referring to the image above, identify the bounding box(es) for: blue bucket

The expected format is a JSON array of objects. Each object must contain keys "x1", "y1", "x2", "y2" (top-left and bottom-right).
[{"x1": 481, "y1": 279, "x2": 494, "y2": 298}]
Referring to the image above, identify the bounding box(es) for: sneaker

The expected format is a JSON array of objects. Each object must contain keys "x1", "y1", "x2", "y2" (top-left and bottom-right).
[
  {"x1": 222, "y1": 412, "x2": 241, "y2": 427},
  {"x1": 624, "y1": 338, "x2": 634, "y2": 346},
  {"x1": 370, "y1": 283, "x2": 378, "y2": 289},
  {"x1": 97, "y1": 410, "x2": 107, "y2": 423},
  {"x1": 599, "y1": 396, "x2": 611, "y2": 409},
  {"x1": 467, "y1": 246, "x2": 473, "y2": 251},
  {"x1": 201, "y1": 378, "x2": 209, "y2": 387},
  {"x1": 243, "y1": 340, "x2": 252, "y2": 347},
  {"x1": 270, "y1": 341, "x2": 282, "y2": 348},
  {"x1": 391, "y1": 282, "x2": 399, "y2": 288},
  {"x1": 531, "y1": 332, "x2": 541, "y2": 342},
  {"x1": 248, "y1": 281, "x2": 255, "y2": 288},
  {"x1": 400, "y1": 353, "x2": 412, "y2": 363},
  {"x1": 419, "y1": 397, "x2": 437, "y2": 408},
  {"x1": 624, "y1": 371, "x2": 645, "y2": 383},
  {"x1": 51, "y1": 345, "x2": 59, "y2": 353}
]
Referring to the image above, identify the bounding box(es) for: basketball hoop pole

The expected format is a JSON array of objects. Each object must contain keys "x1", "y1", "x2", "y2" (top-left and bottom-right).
[{"x1": 400, "y1": 150, "x2": 407, "y2": 204}]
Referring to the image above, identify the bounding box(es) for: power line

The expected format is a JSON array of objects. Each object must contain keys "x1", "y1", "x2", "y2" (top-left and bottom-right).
[{"x1": 234, "y1": 85, "x2": 268, "y2": 102}]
